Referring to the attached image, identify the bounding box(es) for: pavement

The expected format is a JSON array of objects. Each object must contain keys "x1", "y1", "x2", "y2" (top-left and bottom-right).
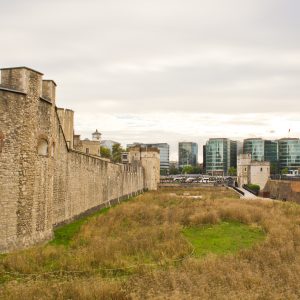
[
  {"x1": 229, "y1": 186, "x2": 258, "y2": 199},
  {"x1": 238, "y1": 186, "x2": 258, "y2": 199}
]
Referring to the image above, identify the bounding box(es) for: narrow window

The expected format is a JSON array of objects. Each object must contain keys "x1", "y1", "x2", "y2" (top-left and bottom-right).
[
  {"x1": 37, "y1": 138, "x2": 48, "y2": 156},
  {"x1": 86, "y1": 148, "x2": 89, "y2": 154}
]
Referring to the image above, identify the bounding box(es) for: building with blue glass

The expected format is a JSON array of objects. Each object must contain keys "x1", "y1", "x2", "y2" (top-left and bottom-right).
[
  {"x1": 278, "y1": 138, "x2": 300, "y2": 171},
  {"x1": 205, "y1": 138, "x2": 237, "y2": 175},
  {"x1": 178, "y1": 142, "x2": 198, "y2": 167},
  {"x1": 243, "y1": 138, "x2": 279, "y2": 173}
]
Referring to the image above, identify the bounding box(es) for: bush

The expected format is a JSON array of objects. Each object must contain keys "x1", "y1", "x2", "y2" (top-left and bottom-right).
[{"x1": 246, "y1": 184, "x2": 260, "y2": 193}]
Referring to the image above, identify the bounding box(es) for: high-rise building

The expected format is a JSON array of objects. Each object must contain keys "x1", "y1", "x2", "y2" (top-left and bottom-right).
[
  {"x1": 205, "y1": 138, "x2": 237, "y2": 175},
  {"x1": 178, "y1": 142, "x2": 198, "y2": 167},
  {"x1": 127, "y1": 143, "x2": 170, "y2": 174},
  {"x1": 243, "y1": 138, "x2": 279, "y2": 173},
  {"x1": 278, "y1": 138, "x2": 300, "y2": 171},
  {"x1": 243, "y1": 138, "x2": 265, "y2": 161},
  {"x1": 203, "y1": 145, "x2": 206, "y2": 173}
]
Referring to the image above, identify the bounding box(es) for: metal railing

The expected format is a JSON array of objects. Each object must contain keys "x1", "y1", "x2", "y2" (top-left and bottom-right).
[{"x1": 270, "y1": 175, "x2": 300, "y2": 181}]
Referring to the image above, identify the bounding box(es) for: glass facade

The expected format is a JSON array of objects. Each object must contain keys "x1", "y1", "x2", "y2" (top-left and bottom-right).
[
  {"x1": 243, "y1": 138, "x2": 265, "y2": 161},
  {"x1": 264, "y1": 140, "x2": 279, "y2": 173},
  {"x1": 178, "y1": 142, "x2": 198, "y2": 167},
  {"x1": 127, "y1": 143, "x2": 170, "y2": 174},
  {"x1": 264, "y1": 140, "x2": 278, "y2": 163},
  {"x1": 205, "y1": 138, "x2": 237, "y2": 175},
  {"x1": 243, "y1": 138, "x2": 279, "y2": 173},
  {"x1": 278, "y1": 139, "x2": 300, "y2": 171}
]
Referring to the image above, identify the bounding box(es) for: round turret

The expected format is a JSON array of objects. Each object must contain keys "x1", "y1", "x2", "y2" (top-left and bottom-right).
[{"x1": 92, "y1": 129, "x2": 101, "y2": 141}]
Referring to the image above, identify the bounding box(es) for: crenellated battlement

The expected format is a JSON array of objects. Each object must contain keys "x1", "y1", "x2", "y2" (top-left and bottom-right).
[
  {"x1": 42, "y1": 80, "x2": 56, "y2": 104},
  {"x1": 0, "y1": 67, "x2": 56, "y2": 106},
  {"x1": 0, "y1": 67, "x2": 43, "y2": 94}
]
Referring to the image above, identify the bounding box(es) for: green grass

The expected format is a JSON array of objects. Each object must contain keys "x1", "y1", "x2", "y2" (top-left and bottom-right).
[
  {"x1": 50, "y1": 207, "x2": 111, "y2": 246},
  {"x1": 50, "y1": 196, "x2": 137, "y2": 246},
  {"x1": 182, "y1": 221, "x2": 265, "y2": 257}
]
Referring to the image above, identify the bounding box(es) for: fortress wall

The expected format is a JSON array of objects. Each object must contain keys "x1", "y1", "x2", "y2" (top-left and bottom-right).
[
  {"x1": 0, "y1": 90, "x2": 26, "y2": 251},
  {"x1": 140, "y1": 150, "x2": 160, "y2": 190},
  {"x1": 52, "y1": 134, "x2": 144, "y2": 226},
  {"x1": 263, "y1": 180, "x2": 300, "y2": 203},
  {"x1": 56, "y1": 108, "x2": 74, "y2": 149},
  {"x1": 0, "y1": 67, "x2": 146, "y2": 252}
]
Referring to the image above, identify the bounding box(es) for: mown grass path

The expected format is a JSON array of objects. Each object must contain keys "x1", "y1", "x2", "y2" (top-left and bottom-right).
[{"x1": 183, "y1": 221, "x2": 265, "y2": 257}]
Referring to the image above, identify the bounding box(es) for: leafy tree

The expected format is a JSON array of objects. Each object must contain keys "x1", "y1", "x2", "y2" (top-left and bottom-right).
[
  {"x1": 112, "y1": 143, "x2": 125, "y2": 163},
  {"x1": 160, "y1": 169, "x2": 169, "y2": 176},
  {"x1": 270, "y1": 163, "x2": 278, "y2": 175},
  {"x1": 169, "y1": 165, "x2": 180, "y2": 175},
  {"x1": 228, "y1": 167, "x2": 237, "y2": 176},
  {"x1": 191, "y1": 166, "x2": 201, "y2": 174},
  {"x1": 182, "y1": 165, "x2": 193, "y2": 174},
  {"x1": 281, "y1": 167, "x2": 289, "y2": 175},
  {"x1": 100, "y1": 147, "x2": 111, "y2": 159}
]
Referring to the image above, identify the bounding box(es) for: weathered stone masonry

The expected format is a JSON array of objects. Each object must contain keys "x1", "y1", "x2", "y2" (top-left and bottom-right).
[{"x1": 0, "y1": 67, "x2": 159, "y2": 253}]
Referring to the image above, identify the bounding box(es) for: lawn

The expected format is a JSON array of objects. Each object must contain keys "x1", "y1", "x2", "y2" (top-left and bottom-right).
[
  {"x1": 183, "y1": 221, "x2": 265, "y2": 257},
  {"x1": 1, "y1": 187, "x2": 300, "y2": 299}
]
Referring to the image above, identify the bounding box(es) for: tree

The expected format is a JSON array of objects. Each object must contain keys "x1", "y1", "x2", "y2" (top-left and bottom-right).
[
  {"x1": 112, "y1": 143, "x2": 124, "y2": 163},
  {"x1": 281, "y1": 167, "x2": 289, "y2": 175},
  {"x1": 191, "y1": 166, "x2": 201, "y2": 174},
  {"x1": 228, "y1": 167, "x2": 237, "y2": 176},
  {"x1": 270, "y1": 163, "x2": 278, "y2": 175},
  {"x1": 100, "y1": 147, "x2": 111, "y2": 159},
  {"x1": 169, "y1": 165, "x2": 180, "y2": 175},
  {"x1": 182, "y1": 165, "x2": 193, "y2": 174}
]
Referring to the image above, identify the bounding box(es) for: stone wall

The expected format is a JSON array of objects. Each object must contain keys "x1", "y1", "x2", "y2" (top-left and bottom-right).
[
  {"x1": 263, "y1": 180, "x2": 300, "y2": 203},
  {"x1": 237, "y1": 154, "x2": 270, "y2": 189},
  {"x1": 0, "y1": 67, "x2": 151, "y2": 253},
  {"x1": 128, "y1": 146, "x2": 160, "y2": 190}
]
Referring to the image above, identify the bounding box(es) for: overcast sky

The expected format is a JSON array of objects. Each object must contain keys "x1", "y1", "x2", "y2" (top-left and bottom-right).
[{"x1": 1, "y1": 0, "x2": 300, "y2": 161}]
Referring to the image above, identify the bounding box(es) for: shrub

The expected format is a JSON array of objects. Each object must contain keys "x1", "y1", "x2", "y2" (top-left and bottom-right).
[{"x1": 246, "y1": 184, "x2": 260, "y2": 192}]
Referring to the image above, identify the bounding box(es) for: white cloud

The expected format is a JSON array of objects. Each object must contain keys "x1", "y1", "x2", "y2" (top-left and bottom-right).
[{"x1": 1, "y1": 0, "x2": 300, "y2": 160}]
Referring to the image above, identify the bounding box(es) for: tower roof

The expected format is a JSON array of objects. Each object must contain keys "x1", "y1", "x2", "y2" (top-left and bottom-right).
[{"x1": 92, "y1": 129, "x2": 101, "y2": 135}]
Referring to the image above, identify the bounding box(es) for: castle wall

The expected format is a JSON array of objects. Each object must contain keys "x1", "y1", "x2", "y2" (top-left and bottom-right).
[
  {"x1": 74, "y1": 139, "x2": 101, "y2": 156},
  {"x1": 249, "y1": 163, "x2": 270, "y2": 189},
  {"x1": 0, "y1": 67, "x2": 146, "y2": 253},
  {"x1": 263, "y1": 180, "x2": 300, "y2": 203},
  {"x1": 56, "y1": 108, "x2": 74, "y2": 149},
  {"x1": 140, "y1": 150, "x2": 160, "y2": 190}
]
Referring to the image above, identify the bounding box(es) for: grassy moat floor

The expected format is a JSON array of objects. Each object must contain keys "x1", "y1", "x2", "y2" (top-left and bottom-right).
[{"x1": 1, "y1": 187, "x2": 300, "y2": 299}]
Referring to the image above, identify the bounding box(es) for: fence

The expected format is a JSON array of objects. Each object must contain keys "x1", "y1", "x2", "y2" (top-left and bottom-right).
[{"x1": 270, "y1": 175, "x2": 300, "y2": 181}]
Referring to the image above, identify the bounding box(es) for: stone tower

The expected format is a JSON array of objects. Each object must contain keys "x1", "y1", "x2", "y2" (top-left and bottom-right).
[
  {"x1": 0, "y1": 67, "x2": 57, "y2": 251},
  {"x1": 128, "y1": 146, "x2": 160, "y2": 190}
]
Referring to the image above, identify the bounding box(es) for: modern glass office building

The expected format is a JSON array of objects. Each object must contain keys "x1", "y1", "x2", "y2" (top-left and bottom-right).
[
  {"x1": 205, "y1": 138, "x2": 237, "y2": 175},
  {"x1": 243, "y1": 138, "x2": 279, "y2": 173},
  {"x1": 178, "y1": 142, "x2": 198, "y2": 167},
  {"x1": 264, "y1": 140, "x2": 279, "y2": 163},
  {"x1": 127, "y1": 143, "x2": 170, "y2": 174},
  {"x1": 278, "y1": 138, "x2": 300, "y2": 171},
  {"x1": 243, "y1": 138, "x2": 265, "y2": 161}
]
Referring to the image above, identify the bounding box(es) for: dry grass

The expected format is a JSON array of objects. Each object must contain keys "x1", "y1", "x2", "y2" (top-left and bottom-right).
[{"x1": 1, "y1": 187, "x2": 300, "y2": 299}]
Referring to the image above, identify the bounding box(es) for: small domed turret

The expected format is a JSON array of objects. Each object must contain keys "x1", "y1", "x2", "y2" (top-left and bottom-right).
[{"x1": 92, "y1": 129, "x2": 101, "y2": 141}]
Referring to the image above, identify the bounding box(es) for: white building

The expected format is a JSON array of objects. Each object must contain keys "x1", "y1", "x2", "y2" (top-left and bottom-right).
[
  {"x1": 237, "y1": 154, "x2": 270, "y2": 189},
  {"x1": 100, "y1": 140, "x2": 118, "y2": 152}
]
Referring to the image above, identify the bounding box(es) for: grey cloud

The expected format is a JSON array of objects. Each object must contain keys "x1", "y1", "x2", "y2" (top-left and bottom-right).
[{"x1": 1, "y1": 0, "x2": 300, "y2": 157}]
